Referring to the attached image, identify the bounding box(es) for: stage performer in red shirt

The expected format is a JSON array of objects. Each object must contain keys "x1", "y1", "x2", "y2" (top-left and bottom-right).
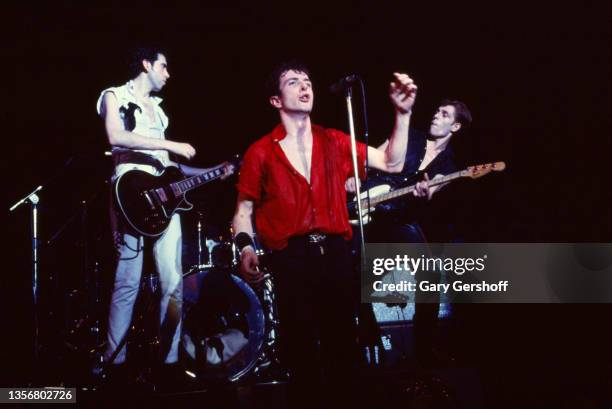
[{"x1": 233, "y1": 61, "x2": 417, "y2": 408}]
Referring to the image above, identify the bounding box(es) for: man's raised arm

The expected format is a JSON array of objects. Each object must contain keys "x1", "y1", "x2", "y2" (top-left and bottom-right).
[{"x1": 367, "y1": 72, "x2": 417, "y2": 173}]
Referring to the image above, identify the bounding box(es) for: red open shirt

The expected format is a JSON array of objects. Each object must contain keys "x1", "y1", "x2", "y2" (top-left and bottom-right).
[{"x1": 237, "y1": 123, "x2": 367, "y2": 250}]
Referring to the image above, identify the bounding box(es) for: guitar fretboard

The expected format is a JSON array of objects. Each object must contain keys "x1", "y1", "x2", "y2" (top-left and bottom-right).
[
  {"x1": 172, "y1": 165, "x2": 226, "y2": 195},
  {"x1": 360, "y1": 169, "x2": 469, "y2": 208}
]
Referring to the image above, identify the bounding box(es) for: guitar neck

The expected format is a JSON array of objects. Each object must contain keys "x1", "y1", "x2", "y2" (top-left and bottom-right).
[
  {"x1": 363, "y1": 169, "x2": 468, "y2": 207},
  {"x1": 172, "y1": 164, "x2": 226, "y2": 195}
]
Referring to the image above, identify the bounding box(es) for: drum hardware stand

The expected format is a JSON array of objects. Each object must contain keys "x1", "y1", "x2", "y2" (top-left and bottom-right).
[
  {"x1": 184, "y1": 211, "x2": 217, "y2": 276},
  {"x1": 87, "y1": 253, "x2": 105, "y2": 380},
  {"x1": 196, "y1": 210, "x2": 207, "y2": 267},
  {"x1": 229, "y1": 224, "x2": 238, "y2": 266},
  {"x1": 77, "y1": 196, "x2": 105, "y2": 379},
  {"x1": 252, "y1": 272, "x2": 288, "y2": 383},
  {"x1": 43, "y1": 183, "x2": 110, "y2": 383},
  {"x1": 238, "y1": 235, "x2": 287, "y2": 382}
]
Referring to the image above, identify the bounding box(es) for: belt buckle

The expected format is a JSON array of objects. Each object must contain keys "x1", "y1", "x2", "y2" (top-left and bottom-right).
[{"x1": 308, "y1": 233, "x2": 326, "y2": 244}]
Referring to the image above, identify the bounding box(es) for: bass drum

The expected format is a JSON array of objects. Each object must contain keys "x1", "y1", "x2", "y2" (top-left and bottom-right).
[{"x1": 182, "y1": 268, "x2": 265, "y2": 382}]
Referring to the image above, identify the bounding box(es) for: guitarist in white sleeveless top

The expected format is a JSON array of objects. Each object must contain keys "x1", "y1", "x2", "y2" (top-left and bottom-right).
[{"x1": 96, "y1": 47, "x2": 227, "y2": 380}]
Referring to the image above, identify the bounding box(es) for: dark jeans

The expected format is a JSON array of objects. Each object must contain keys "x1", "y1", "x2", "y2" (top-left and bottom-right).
[{"x1": 270, "y1": 234, "x2": 358, "y2": 408}]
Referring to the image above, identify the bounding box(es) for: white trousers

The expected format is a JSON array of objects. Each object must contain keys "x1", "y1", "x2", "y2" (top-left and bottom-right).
[{"x1": 105, "y1": 213, "x2": 183, "y2": 364}]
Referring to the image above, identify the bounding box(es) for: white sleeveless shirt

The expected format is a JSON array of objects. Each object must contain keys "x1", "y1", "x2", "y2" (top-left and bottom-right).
[{"x1": 96, "y1": 80, "x2": 172, "y2": 177}]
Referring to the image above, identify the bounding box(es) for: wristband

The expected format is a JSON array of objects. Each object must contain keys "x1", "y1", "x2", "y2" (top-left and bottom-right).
[
  {"x1": 240, "y1": 245, "x2": 255, "y2": 255},
  {"x1": 235, "y1": 232, "x2": 255, "y2": 252}
]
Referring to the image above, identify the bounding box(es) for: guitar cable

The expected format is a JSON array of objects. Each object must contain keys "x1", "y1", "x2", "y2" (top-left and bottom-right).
[{"x1": 118, "y1": 235, "x2": 143, "y2": 261}]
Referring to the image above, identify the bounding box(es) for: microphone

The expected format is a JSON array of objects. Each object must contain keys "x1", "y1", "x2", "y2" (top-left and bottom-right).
[{"x1": 329, "y1": 74, "x2": 360, "y2": 93}]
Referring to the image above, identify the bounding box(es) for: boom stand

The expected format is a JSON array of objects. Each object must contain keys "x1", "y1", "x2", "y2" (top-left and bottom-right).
[{"x1": 9, "y1": 185, "x2": 44, "y2": 362}]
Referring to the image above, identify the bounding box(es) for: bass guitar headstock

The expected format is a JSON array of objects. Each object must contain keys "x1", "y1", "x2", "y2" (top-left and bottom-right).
[{"x1": 466, "y1": 161, "x2": 506, "y2": 179}]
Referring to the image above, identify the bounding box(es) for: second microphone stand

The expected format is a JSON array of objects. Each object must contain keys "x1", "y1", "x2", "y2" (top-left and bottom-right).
[{"x1": 344, "y1": 86, "x2": 368, "y2": 274}]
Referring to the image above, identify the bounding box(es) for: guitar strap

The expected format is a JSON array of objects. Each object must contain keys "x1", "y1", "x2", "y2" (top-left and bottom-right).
[{"x1": 112, "y1": 151, "x2": 166, "y2": 173}]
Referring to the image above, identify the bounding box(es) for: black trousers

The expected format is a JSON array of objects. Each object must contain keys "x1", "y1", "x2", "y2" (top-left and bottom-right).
[{"x1": 269, "y1": 235, "x2": 358, "y2": 408}]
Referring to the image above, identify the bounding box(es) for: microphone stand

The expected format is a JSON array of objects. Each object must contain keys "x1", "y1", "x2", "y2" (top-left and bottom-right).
[
  {"x1": 343, "y1": 86, "x2": 368, "y2": 274},
  {"x1": 9, "y1": 185, "x2": 44, "y2": 361},
  {"x1": 8, "y1": 152, "x2": 109, "y2": 374}
]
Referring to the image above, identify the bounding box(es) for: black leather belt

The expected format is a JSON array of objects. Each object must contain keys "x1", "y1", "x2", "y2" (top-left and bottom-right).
[{"x1": 282, "y1": 233, "x2": 337, "y2": 256}]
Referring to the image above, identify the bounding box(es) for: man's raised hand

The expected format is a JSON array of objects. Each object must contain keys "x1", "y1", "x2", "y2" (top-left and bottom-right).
[{"x1": 389, "y1": 72, "x2": 418, "y2": 114}]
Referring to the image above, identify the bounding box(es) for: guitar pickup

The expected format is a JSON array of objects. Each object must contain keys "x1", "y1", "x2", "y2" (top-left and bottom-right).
[
  {"x1": 142, "y1": 191, "x2": 156, "y2": 210},
  {"x1": 156, "y1": 188, "x2": 168, "y2": 203},
  {"x1": 170, "y1": 183, "x2": 182, "y2": 197},
  {"x1": 143, "y1": 190, "x2": 163, "y2": 209}
]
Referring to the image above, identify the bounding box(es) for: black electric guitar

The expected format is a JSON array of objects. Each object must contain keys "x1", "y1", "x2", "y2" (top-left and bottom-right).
[
  {"x1": 115, "y1": 156, "x2": 240, "y2": 237},
  {"x1": 349, "y1": 161, "x2": 506, "y2": 225}
]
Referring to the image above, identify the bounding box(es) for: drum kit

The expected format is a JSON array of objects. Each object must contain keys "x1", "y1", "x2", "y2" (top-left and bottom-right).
[
  {"x1": 179, "y1": 211, "x2": 284, "y2": 384},
  {"x1": 61, "y1": 209, "x2": 285, "y2": 388}
]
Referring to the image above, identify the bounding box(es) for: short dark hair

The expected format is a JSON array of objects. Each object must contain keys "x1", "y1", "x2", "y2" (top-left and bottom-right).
[
  {"x1": 128, "y1": 46, "x2": 165, "y2": 78},
  {"x1": 266, "y1": 60, "x2": 311, "y2": 98},
  {"x1": 440, "y1": 99, "x2": 472, "y2": 129}
]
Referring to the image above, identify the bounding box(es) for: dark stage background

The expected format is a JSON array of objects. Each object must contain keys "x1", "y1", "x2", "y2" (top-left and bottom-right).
[{"x1": 5, "y1": 4, "x2": 611, "y2": 407}]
